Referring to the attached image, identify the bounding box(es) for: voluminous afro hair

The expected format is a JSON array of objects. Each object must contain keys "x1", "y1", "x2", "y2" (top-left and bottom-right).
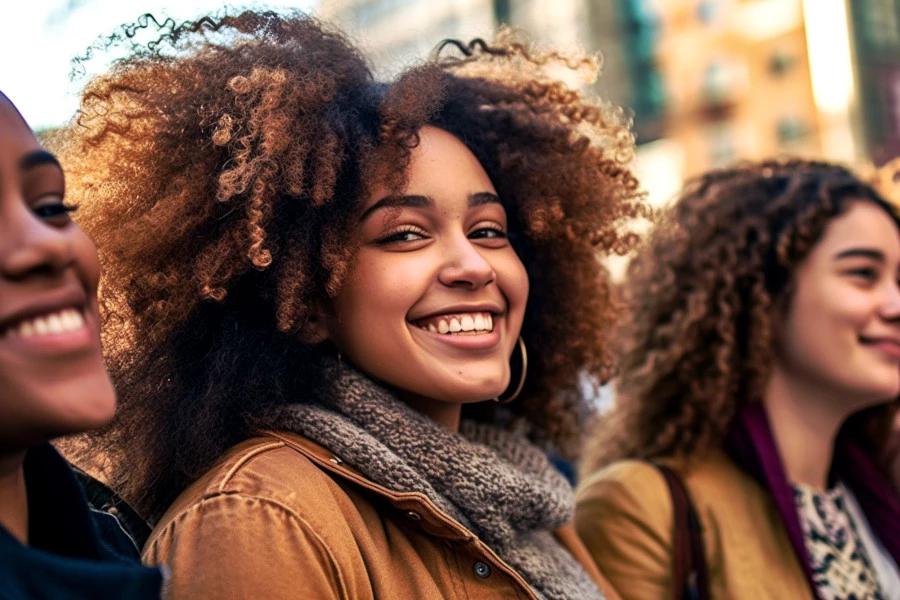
[
  {"x1": 583, "y1": 159, "x2": 900, "y2": 474},
  {"x1": 55, "y1": 11, "x2": 647, "y2": 521}
]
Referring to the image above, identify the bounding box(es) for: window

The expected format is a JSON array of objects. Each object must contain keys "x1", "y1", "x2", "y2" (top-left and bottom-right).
[
  {"x1": 619, "y1": 0, "x2": 667, "y2": 137},
  {"x1": 493, "y1": 0, "x2": 511, "y2": 25},
  {"x1": 858, "y1": 0, "x2": 900, "y2": 52},
  {"x1": 776, "y1": 116, "x2": 809, "y2": 144},
  {"x1": 698, "y1": 0, "x2": 725, "y2": 23},
  {"x1": 768, "y1": 50, "x2": 796, "y2": 76},
  {"x1": 708, "y1": 121, "x2": 737, "y2": 167}
]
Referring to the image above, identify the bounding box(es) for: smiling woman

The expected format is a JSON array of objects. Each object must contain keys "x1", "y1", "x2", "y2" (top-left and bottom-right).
[
  {"x1": 577, "y1": 160, "x2": 900, "y2": 600},
  {"x1": 320, "y1": 126, "x2": 530, "y2": 427},
  {"x1": 54, "y1": 10, "x2": 646, "y2": 600},
  {"x1": 0, "y1": 91, "x2": 162, "y2": 598}
]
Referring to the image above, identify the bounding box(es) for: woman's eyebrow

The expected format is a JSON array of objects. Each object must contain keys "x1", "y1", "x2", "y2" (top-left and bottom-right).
[
  {"x1": 359, "y1": 191, "x2": 500, "y2": 223},
  {"x1": 19, "y1": 149, "x2": 61, "y2": 171},
  {"x1": 834, "y1": 248, "x2": 885, "y2": 262},
  {"x1": 469, "y1": 192, "x2": 500, "y2": 207},
  {"x1": 359, "y1": 194, "x2": 433, "y2": 223}
]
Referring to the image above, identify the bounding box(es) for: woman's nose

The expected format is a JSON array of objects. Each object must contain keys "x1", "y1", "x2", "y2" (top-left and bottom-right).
[
  {"x1": 0, "y1": 203, "x2": 74, "y2": 282},
  {"x1": 437, "y1": 235, "x2": 496, "y2": 290}
]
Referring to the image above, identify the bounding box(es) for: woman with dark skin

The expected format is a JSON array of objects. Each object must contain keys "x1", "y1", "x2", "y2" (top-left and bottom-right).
[
  {"x1": 577, "y1": 160, "x2": 900, "y2": 599},
  {"x1": 57, "y1": 11, "x2": 645, "y2": 600},
  {"x1": 0, "y1": 91, "x2": 162, "y2": 599}
]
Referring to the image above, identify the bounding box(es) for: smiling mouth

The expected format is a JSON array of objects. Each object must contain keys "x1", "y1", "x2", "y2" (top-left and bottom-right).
[
  {"x1": 1, "y1": 308, "x2": 86, "y2": 340},
  {"x1": 859, "y1": 335, "x2": 900, "y2": 359},
  {"x1": 412, "y1": 311, "x2": 495, "y2": 335}
]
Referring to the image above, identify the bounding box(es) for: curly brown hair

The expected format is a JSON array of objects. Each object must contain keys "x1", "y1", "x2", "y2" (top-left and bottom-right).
[
  {"x1": 54, "y1": 11, "x2": 646, "y2": 520},
  {"x1": 583, "y1": 159, "x2": 900, "y2": 474}
]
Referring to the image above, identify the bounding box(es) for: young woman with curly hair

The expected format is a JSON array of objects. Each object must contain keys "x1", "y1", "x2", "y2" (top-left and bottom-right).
[
  {"x1": 0, "y1": 91, "x2": 163, "y2": 598},
  {"x1": 576, "y1": 159, "x2": 900, "y2": 599},
  {"x1": 55, "y1": 11, "x2": 645, "y2": 599}
]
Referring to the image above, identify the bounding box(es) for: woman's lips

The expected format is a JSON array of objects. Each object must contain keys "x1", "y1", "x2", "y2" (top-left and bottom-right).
[
  {"x1": 860, "y1": 336, "x2": 900, "y2": 360},
  {"x1": 409, "y1": 319, "x2": 502, "y2": 351}
]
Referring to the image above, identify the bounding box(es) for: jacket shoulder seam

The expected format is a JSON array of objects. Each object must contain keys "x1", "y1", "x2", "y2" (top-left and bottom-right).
[{"x1": 215, "y1": 439, "x2": 287, "y2": 493}]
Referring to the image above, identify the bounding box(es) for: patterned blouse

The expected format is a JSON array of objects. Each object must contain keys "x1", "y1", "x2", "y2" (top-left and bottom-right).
[{"x1": 793, "y1": 482, "x2": 886, "y2": 600}]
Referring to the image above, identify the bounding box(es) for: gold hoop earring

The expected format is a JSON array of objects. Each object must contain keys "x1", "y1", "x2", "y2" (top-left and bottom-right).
[{"x1": 495, "y1": 336, "x2": 527, "y2": 404}]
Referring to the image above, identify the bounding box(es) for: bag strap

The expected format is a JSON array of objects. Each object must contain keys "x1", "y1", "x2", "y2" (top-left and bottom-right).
[{"x1": 655, "y1": 464, "x2": 709, "y2": 600}]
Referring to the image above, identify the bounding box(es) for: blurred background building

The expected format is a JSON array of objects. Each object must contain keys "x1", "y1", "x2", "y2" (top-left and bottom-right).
[{"x1": 318, "y1": 0, "x2": 900, "y2": 207}]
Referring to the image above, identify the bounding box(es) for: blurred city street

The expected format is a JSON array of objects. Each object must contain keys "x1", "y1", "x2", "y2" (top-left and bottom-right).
[
  {"x1": 7, "y1": 0, "x2": 900, "y2": 210},
  {"x1": 319, "y1": 0, "x2": 900, "y2": 209}
]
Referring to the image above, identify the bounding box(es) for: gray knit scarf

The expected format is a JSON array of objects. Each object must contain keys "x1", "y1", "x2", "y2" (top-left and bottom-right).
[{"x1": 267, "y1": 361, "x2": 605, "y2": 600}]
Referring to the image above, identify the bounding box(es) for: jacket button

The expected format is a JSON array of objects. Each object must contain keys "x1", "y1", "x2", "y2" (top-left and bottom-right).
[
  {"x1": 405, "y1": 511, "x2": 422, "y2": 521},
  {"x1": 473, "y1": 561, "x2": 491, "y2": 579}
]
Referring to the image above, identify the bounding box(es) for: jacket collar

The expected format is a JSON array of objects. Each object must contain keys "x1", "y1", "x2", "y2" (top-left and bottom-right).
[
  {"x1": 15, "y1": 444, "x2": 104, "y2": 559},
  {"x1": 263, "y1": 429, "x2": 474, "y2": 541},
  {"x1": 262, "y1": 429, "x2": 620, "y2": 599}
]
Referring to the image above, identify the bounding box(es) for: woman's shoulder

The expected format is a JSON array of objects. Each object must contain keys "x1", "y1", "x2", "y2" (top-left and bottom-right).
[
  {"x1": 578, "y1": 451, "x2": 759, "y2": 500},
  {"x1": 147, "y1": 431, "x2": 361, "y2": 547},
  {"x1": 576, "y1": 459, "x2": 668, "y2": 509},
  {"x1": 574, "y1": 450, "x2": 774, "y2": 552},
  {"x1": 575, "y1": 452, "x2": 761, "y2": 531},
  {"x1": 142, "y1": 432, "x2": 385, "y2": 598}
]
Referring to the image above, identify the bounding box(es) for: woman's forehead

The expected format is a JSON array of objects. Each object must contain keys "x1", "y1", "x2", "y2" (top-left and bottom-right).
[{"x1": 0, "y1": 96, "x2": 42, "y2": 174}]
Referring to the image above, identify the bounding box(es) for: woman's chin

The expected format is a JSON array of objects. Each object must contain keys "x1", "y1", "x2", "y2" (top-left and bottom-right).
[
  {"x1": 45, "y1": 383, "x2": 118, "y2": 437},
  {"x1": 435, "y1": 381, "x2": 512, "y2": 405}
]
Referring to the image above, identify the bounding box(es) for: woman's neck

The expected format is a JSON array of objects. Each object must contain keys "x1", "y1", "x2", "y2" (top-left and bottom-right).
[
  {"x1": 397, "y1": 392, "x2": 463, "y2": 431},
  {"x1": 0, "y1": 451, "x2": 28, "y2": 544},
  {"x1": 763, "y1": 368, "x2": 855, "y2": 491}
]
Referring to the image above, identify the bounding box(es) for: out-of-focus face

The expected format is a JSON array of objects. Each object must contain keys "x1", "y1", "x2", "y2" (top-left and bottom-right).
[
  {"x1": 323, "y1": 126, "x2": 529, "y2": 421},
  {"x1": 0, "y1": 93, "x2": 116, "y2": 450},
  {"x1": 777, "y1": 201, "x2": 900, "y2": 409}
]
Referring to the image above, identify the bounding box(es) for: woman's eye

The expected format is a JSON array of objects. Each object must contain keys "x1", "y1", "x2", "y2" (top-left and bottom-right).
[
  {"x1": 469, "y1": 227, "x2": 508, "y2": 241},
  {"x1": 32, "y1": 196, "x2": 77, "y2": 222},
  {"x1": 848, "y1": 267, "x2": 878, "y2": 282},
  {"x1": 375, "y1": 227, "x2": 428, "y2": 245}
]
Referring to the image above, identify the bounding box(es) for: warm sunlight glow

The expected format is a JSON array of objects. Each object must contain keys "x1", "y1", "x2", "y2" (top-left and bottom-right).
[
  {"x1": 3, "y1": 0, "x2": 316, "y2": 130},
  {"x1": 802, "y1": 0, "x2": 856, "y2": 115}
]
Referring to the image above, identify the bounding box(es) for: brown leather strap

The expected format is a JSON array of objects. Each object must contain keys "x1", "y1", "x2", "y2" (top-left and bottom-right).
[{"x1": 656, "y1": 464, "x2": 709, "y2": 600}]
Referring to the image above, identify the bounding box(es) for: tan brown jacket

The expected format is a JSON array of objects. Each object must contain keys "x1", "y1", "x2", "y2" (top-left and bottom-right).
[
  {"x1": 144, "y1": 430, "x2": 620, "y2": 600},
  {"x1": 575, "y1": 452, "x2": 813, "y2": 600}
]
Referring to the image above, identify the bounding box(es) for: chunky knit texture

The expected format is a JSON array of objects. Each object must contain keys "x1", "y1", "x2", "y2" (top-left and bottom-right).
[{"x1": 269, "y1": 361, "x2": 605, "y2": 600}]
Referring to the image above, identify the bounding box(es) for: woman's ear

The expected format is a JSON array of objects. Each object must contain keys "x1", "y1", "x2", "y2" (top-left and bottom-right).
[{"x1": 298, "y1": 307, "x2": 330, "y2": 344}]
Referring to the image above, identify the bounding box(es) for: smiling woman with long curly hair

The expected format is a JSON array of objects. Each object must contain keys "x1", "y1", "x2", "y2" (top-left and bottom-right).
[
  {"x1": 54, "y1": 10, "x2": 645, "y2": 599},
  {"x1": 577, "y1": 159, "x2": 900, "y2": 600}
]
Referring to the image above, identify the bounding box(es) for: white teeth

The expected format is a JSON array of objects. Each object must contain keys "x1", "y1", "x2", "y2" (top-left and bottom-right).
[
  {"x1": 47, "y1": 314, "x2": 64, "y2": 334},
  {"x1": 415, "y1": 311, "x2": 496, "y2": 335},
  {"x1": 19, "y1": 321, "x2": 35, "y2": 337},
  {"x1": 34, "y1": 319, "x2": 50, "y2": 335},
  {"x1": 68, "y1": 310, "x2": 85, "y2": 329},
  {"x1": 6, "y1": 309, "x2": 86, "y2": 339},
  {"x1": 34, "y1": 319, "x2": 49, "y2": 335}
]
